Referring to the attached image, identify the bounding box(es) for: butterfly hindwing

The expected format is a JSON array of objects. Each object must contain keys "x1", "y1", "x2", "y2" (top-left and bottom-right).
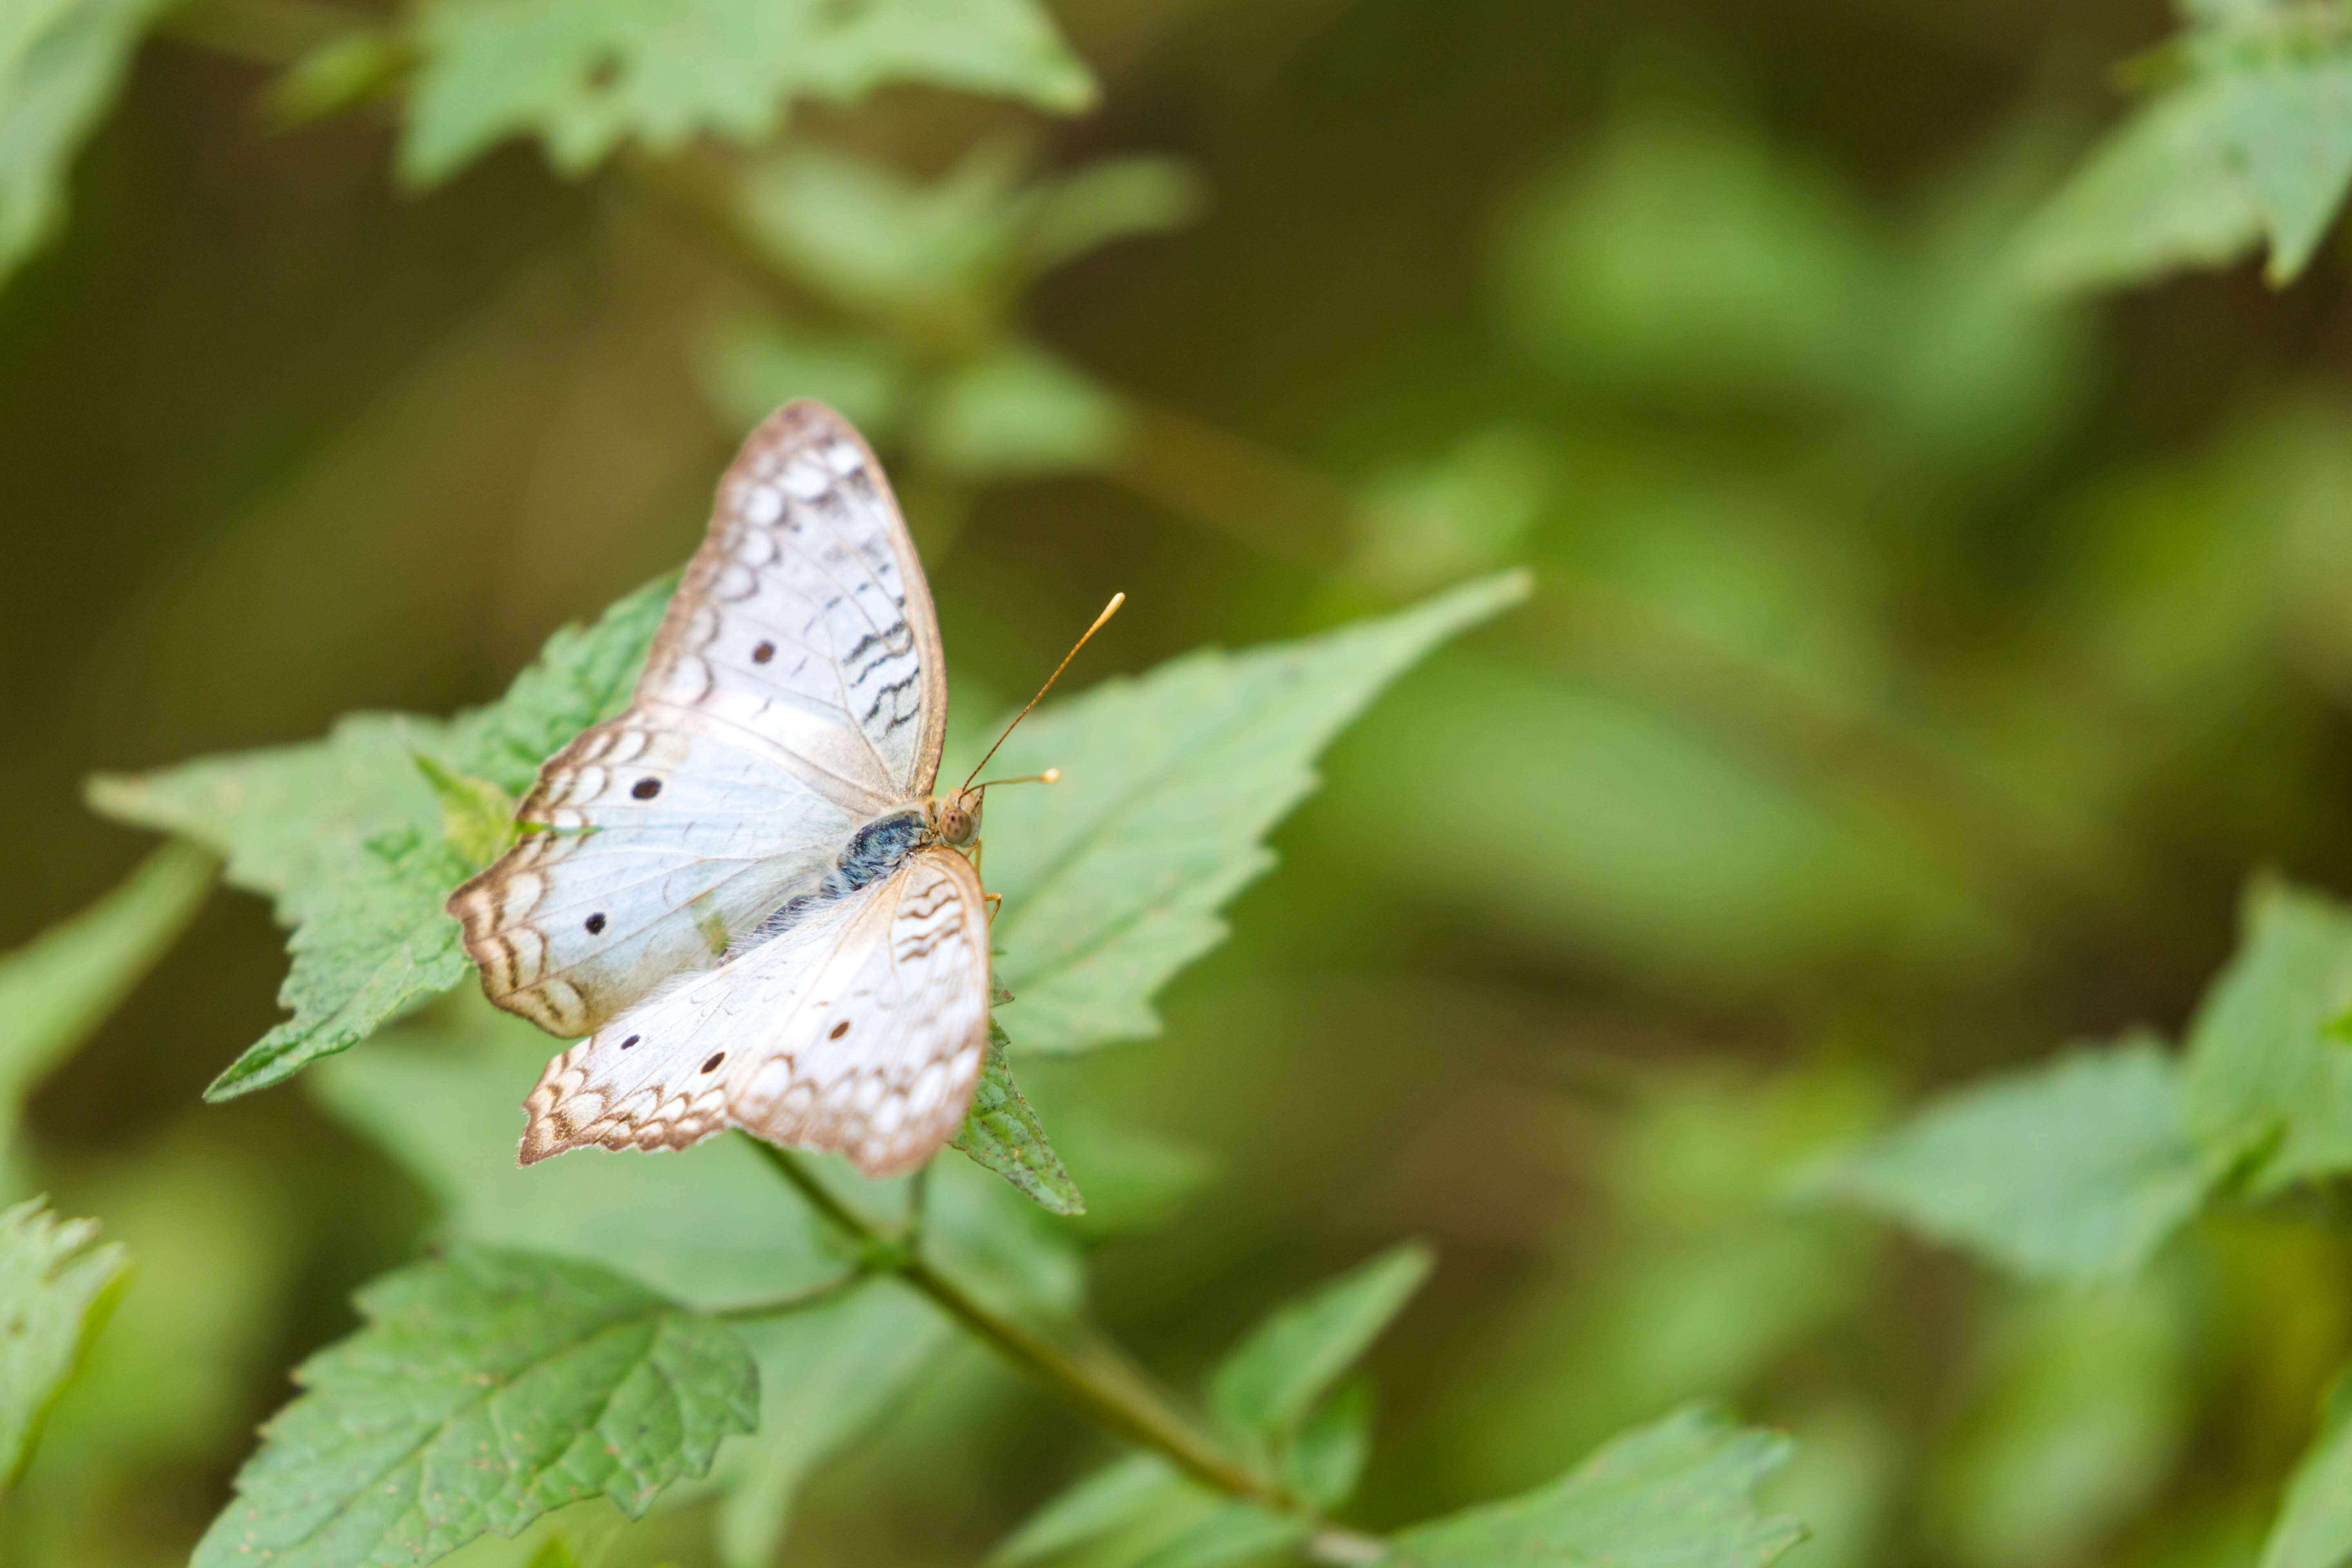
[
  {"x1": 730, "y1": 846, "x2": 992, "y2": 1176},
  {"x1": 519, "y1": 846, "x2": 992, "y2": 1177},
  {"x1": 448, "y1": 402, "x2": 950, "y2": 1036}
]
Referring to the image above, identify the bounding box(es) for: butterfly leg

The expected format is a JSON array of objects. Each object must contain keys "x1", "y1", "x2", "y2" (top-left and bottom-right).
[{"x1": 958, "y1": 837, "x2": 1002, "y2": 921}]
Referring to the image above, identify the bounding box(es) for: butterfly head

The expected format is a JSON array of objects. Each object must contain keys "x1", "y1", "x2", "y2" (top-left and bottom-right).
[{"x1": 929, "y1": 788, "x2": 983, "y2": 847}]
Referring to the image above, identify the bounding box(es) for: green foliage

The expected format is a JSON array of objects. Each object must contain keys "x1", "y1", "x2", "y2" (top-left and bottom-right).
[
  {"x1": 85, "y1": 570, "x2": 1500, "y2": 1120},
  {"x1": 399, "y1": 0, "x2": 1094, "y2": 186},
  {"x1": 1808, "y1": 1037, "x2": 2214, "y2": 1281},
  {"x1": 1923, "y1": 1279, "x2": 2194, "y2": 1568},
  {"x1": 0, "y1": 1200, "x2": 128, "y2": 1485},
  {"x1": 1123, "y1": 1504, "x2": 1308, "y2": 1568},
  {"x1": 308, "y1": 1004, "x2": 1016, "y2": 1562},
  {"x1": 192, "y1": 1248, "x2": 757, "y2": 1568},
  {"x1": 991, "y1": 1247, "x2": 1433, "y2": 1561},
  {"x1": 1284, "y1": 1377, "x2": 1373, "y2": 1509},
  {"x1": 980, "y1": 572, "x2": 1531, "y2": 1051},
  {"x1": 989, "y1": 1453, "x2": 1190, "y2": 1566},
  {"x1": 706, "y1": 1286, "x2": 943, "y2": 1567},
  {"x1": 310, "y1": 1004, "x2": 847, "y2": 1307},
  {"x1": 705, "y1": 144, "x2": 1198, "y2": 481},
  {"x1": 950, "y1": 1024, "x2": 1085, "y2": 1216},
  {"x1": 2182, "y1": 880, "x2": 2352, "y2": 1194},
  {"x1": 43, "y1": 4, "x2": 2352, "y2": 1563},
  {"x1": 2018, "y1": 0, "x2": 2352, "y2": 290},
  {"x1": 0, "y1": 0, "x2": 167, "y2": 292},
  {"x1": 1433, "y1": 1063, "x2": 1879, "y2": 1505},
  {"x1": 1208, "y1": 1243, "x2": 1432, "y2": 1445},
  {"x1": 1822, "y1": 877, "x2": 2352, "y2": 1286},
  {"x1": 1389, "y1": 1406, "x2": 1804, "y2": 1568},
  {"x1": 85, "y1": 579, "x2": 670, "y2": 1100},
  {"x1": 736, "y1": 143, "x2": 1198, "y2": 333},
  {"x1": 0, "y1": 842, "x2": 214, "y2": 1172},
  {"x1": 918, "y1": 342, "x2": 1128, "y2": 479},
  {"x1": 2260, "y1": 1370, "x2": 2352, "y2": 1568},
  {"x1": 1498, "y1": 110, "x2": 1891, "y2": 407}
]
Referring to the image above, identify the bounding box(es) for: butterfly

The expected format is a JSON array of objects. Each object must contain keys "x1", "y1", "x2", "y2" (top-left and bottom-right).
[{"x1": 446, "y1": 400, "x2": 1112, "y2": 1178}]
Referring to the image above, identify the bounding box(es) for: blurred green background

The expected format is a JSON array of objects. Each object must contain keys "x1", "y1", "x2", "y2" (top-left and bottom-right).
[{"x1": 10, "y1": 0, "x2": 2352, "y2": 1564}]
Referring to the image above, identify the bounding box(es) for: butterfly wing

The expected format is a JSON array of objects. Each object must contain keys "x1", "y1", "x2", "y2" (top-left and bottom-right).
[
  {"x1": 449, "y1": 401, "x2": 951, "y2": 1036},
  {"x1": 520, "y1": 846, "x2": 991, "y2": 1178}
]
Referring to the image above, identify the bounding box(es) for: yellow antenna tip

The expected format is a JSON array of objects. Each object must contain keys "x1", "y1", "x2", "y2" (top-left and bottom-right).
[
  {"x1": 960, "y1": 592, "x2": 1127, "y2": 793},
  {"x1": 1042, "y1": 768, "x2": 1062, "y2": 784}
]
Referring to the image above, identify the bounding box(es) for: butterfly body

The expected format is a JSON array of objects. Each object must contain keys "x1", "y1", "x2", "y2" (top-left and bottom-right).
[{"x1": 449, "y1": 402, "x2": 996, "y2": 1178}]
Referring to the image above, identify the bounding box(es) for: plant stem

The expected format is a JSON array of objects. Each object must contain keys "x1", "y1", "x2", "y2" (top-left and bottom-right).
[
  {"x1": 709, "y1": 1267, "x2": 870, "y2": 1322},
  {"x1": 743, "y1": 1138, "x2": 1294, "y2": 1510}
]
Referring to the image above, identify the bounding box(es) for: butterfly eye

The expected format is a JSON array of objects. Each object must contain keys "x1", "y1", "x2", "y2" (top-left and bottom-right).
[{"x1": 632, "y1": 777, "x2": 662, "y2": 800}]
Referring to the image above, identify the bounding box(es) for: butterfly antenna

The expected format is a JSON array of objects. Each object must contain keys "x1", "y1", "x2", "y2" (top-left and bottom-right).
[
  {"x1": 961, "y1": 593, "x2": 1123, "y2": 793},
  {"x1": 974, "y1": 769, "x2": 1061, "y2": 790}
]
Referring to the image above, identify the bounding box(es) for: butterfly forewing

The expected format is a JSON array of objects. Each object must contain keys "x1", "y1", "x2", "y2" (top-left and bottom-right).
[
  {"x1": 520, "y1": 846, "x2": 991, "y2": 1177},
  {"x1": 448, "y1": 402, "x2": 950, "y2": 1036}
]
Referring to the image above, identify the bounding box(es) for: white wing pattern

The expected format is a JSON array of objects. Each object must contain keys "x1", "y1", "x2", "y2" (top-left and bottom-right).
[
  {"x1": 520, "y1": 847, "x2": 992, "y2": 1177},
  {"x1": 447, "y1": 402, "x2": 949, "y2": 1037}
]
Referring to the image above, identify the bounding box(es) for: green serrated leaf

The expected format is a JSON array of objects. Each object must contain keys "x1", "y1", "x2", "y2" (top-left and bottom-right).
[
  {"x1": 400, "y1": 0, "x2": 1093, "y2": 187},
  {"x1": 85, "y1": 577, "x2": 673, "y2": 1099},
  {"x1": 2012, "y1": 85, "x2": 2265, "y2": 293},
  {"x1": 951, "y1": 1023, "x2": 1085, "y2": 1215},
  {"x1": 1209, "y1": 1242, "x2": 1432, "y2": 1445},
  {"x1": 2258, "y1": 1365, "x2": 2352, "y2": 1568},
  {"x1": 309, "y1": 1004, "x2": 973, "y2": 1565},
  {"x1": 981, "y1": 572, "x2": 1531, "y2": 1052},
  {"x1": 2181, "y1": 879, "x2": 2352, "y2": 1194},
  {"x1": 2016, "y1": 3, "x2": 2352, "y2": 292},
  {"x1": 205, "y1": 801, "x2": 472, "y2": 1102},
  {"x1": 413, "y1": 753, "x2": 520, "y2": 870},
  {"x1": 1388, "y1": 1405, "x2": 1805, "y2": 1568},
  {"x1": 441, "y1": 573, "x2": 678, "y2": 792},
  {"x1": 193, "y1": 1247, "x2": 756, "y2": 1568},
  {"x1": 0, "y1": 841, "x2": 214, "y2": 1172},
  {"x1": 0, "y1": 0, "x2": 171, "y2": 292},
  {"x1": 1805, "y1": 1036, "x2": 2213, "y2": 1282},
  {"x1": 2216, "y1": 54, "x2": 2352, "y2": 282},
  {"x1": 0, "y1": 1199, "x2": 130, "y2": 1484}
]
